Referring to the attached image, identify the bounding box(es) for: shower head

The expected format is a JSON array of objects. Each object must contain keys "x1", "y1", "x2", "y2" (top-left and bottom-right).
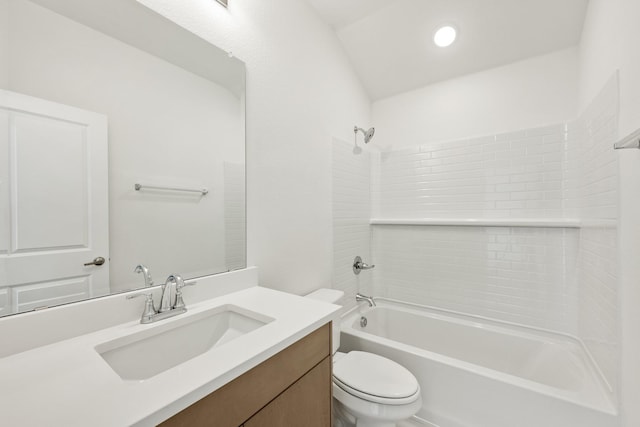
[{"x1": 354, "y1": 126, "x2": 375, "y2": 144}]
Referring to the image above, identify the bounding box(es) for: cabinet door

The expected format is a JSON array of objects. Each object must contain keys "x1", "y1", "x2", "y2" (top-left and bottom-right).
[
  {"x1": 244, "y1": 356, "x2": 331, "y2": 427},
  {"x1": 160, "y1": 323, "x2": 331, "y2": 427}
]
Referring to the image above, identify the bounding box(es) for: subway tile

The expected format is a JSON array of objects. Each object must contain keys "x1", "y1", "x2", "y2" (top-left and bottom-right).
[
  {"x1": 372, "y1": 226, "x2": 579, "y2": 333},
  {"x1": 363, "y1": 77, "x2": 618, "y2": 393},
  {"x1": 509, "y1": 173, "x2": 544, "y2": 184}
]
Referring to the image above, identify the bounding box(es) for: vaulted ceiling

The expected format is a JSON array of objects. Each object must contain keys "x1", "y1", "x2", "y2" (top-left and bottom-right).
[{"x1": 306, "y1": 0, "x2": 589, "y2": 100}]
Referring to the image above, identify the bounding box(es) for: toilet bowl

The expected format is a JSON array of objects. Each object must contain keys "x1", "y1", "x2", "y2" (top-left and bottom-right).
[
  {"x1": 332, "y1": 350, "x2": 422, "y2": 427},
  {"x1": 306, "y1": 289, "x2": 422, "y2": 427}
]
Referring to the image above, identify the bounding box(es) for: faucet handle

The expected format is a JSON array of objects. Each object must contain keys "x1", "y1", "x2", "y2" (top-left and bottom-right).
[
  {"x1": 177, "y1": 280, "x2": 197, "y2": 290},
  {"x1": 127, "y1": 293, "x2": 157, "y2": 322},
  {"x1": 174, "y1": 280, "x2": 197, "y2": 310},
  {"x1": 353, "y1": 256, "x2": 375, "y2": 275}
]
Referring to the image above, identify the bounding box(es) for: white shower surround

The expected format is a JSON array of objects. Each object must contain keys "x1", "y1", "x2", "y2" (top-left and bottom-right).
[
  {"x1": 332, "y1": 75, "x2": 620, "y2": 418},
  {"x1": 372, "y1": 74, "x2": 618, "y2": 388}
]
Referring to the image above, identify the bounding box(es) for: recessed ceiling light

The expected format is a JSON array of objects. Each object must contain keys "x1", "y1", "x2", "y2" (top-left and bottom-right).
[{"x1": 433, "y1": 26, "x2": 457, "y2": 47}]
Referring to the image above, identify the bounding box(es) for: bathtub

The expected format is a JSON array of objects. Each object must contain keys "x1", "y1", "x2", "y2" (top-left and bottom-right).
[{"x1": 339, "y1": 299, "x2": 617, "y2": 427}]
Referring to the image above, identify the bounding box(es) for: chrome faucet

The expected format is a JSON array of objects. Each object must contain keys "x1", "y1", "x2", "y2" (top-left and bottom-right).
[
  {"x1": 134, "y1": 264, "x2": 154, "y2": 287},
  {"x1": 159, "y1": 274, "x2": 183, "y2": 312},
  {"x1": 127, "y1": 274, "x2": 195, "y2": 324},
  {"x1": 356, "y1": 293, "x2": 376, "y2": 307}
]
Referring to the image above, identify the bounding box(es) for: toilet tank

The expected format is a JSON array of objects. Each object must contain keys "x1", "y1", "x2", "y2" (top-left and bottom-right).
[{"x1": 305, "y1": 288, "x2": 343, "y2": 354}]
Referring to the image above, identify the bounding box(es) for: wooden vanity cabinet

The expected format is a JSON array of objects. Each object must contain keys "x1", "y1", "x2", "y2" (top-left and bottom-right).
[{"x1": 159, "y1": 322, "x2": 332, "y2": 427}]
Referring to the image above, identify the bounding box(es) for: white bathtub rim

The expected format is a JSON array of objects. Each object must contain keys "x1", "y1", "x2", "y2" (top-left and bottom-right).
[
  {"x1": 342, "y1": 328, "x2": 616, "y2": 416},
  {"x1": 346, "y1": 297, "x2": 614, "y2": 394},
  {"x1": 341, "y1": 299, "x2": 617, "y2": 416}
]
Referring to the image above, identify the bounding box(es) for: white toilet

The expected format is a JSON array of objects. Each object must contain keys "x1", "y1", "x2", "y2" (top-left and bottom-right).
[{"x1": 307, "y1": 289, "x2": 422, "y2": 427}]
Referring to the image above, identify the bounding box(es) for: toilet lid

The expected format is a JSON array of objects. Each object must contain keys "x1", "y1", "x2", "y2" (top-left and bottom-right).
[{"x1": 333, "y1": 351, "x2": 419, "y2": 400}]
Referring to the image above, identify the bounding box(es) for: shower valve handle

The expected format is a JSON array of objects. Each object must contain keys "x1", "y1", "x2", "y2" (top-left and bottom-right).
[{"x1": 353, "y1": 256, "x2": 375, "y2": 275}]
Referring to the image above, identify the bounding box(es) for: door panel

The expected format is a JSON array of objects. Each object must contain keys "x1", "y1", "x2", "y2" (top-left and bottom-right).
[
  {"x1": 12, "y1": 113, "x2": 88, "y2": 250},
  {"x1": 13, "y1": 276, "x2": 91, "y2": 312},
  {"x1": 0, "y1": 108, "x2": 9, "y2": 255},
  {"x1": 0, "y1": 89, "x2": 109, "y2": 314}
]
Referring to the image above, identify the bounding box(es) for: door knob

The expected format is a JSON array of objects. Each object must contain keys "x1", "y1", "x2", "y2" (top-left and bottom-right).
[{"x1": 84, "y1": 257, "x2": 106, "y2": 266}]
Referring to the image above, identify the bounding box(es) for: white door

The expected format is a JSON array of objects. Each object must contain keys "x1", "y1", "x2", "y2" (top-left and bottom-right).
[{"x1": 0, "y1": 89, "x2": 109, "y2": 315}]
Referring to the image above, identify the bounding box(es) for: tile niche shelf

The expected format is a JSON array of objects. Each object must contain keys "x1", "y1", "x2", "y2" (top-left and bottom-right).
[{"x1": 369, "y1": 218, "x2": 617, "y2": 228}]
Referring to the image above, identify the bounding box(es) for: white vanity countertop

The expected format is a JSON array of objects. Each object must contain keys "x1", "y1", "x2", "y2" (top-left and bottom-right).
[{"x1": 0, "y1": 286, "x2": 339, "y2": 426}]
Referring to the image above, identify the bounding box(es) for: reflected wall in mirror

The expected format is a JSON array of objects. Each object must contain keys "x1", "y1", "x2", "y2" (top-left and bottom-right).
[{"x1": 0, "y1": 0, "x2": 246, "y2": 317}]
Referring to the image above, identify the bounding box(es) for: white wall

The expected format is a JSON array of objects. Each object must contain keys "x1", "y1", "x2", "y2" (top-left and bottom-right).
[
  {"x1": 6, "y1": 0, "x2": 243, "y2": 290},
  {"x1": 0, "y1": 0, "x2": 7, "y2": 261},
  {"x1": 138, "y1": 0, "x2": 372, "y2": 295},
  {"x1": 0, "y1": 0, "x2": 7, "y2": 87},
  {"x1": 224, "y1": 162, "x2": 246, "y2": 271},
  {"x1": 579, "y1": 1, "x2": 640, "y2": 425},
  {"x1": 371, "y1": 48, "x2": 579, "y2": 149}
]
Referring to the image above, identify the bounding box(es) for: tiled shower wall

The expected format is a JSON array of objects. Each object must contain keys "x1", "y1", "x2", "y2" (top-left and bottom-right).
[
  {"x1": 571, "y1": 75, "x2": 619, "y2": 392},
  {"x1": 372, "y1": 225, "x2": 579, "y2": 332},
  {"x1": 373, "y1": 124, "x2": 567, "y2": 219},
  {"x1": 331, "y1": 76, "x2": 619, "y2": 391},
  {"x1": 565, "y1": 75, "x2": 618, "y2": 220},
  {"x1": 367, "y1": 74, "x2": 619, "y2": 390},
  {"x1": 370, "y1": 123, "x2": 582, "y2": 334},
  {"x1": 332, "y1": 138, "x2": 371, "y2": 311}
]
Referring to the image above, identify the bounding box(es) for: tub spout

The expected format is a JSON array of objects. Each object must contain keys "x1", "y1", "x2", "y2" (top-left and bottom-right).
[{"x1": 356, "y1": 293, "x2": 376, "y2": 307}]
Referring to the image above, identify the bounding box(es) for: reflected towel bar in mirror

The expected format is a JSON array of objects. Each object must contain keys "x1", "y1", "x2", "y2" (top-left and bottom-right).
[
  {"x1": 134, "y1": 183, "x2": 209, "y2": 196},
  {"x1": 613, "y1": 127, "x2": 640, "y2": 150}
]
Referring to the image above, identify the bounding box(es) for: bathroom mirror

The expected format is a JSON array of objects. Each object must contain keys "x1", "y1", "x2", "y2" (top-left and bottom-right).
[{"x1": 0, "y1": 0, "x2": 246, "y2": 317}]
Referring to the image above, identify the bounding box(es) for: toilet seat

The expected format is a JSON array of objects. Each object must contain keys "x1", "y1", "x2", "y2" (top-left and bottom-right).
[{"x1": 333, "y1": 351, "x2": 420, "y2": 405}]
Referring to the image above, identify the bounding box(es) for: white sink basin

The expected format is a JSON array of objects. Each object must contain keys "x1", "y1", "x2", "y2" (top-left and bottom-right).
[{"x1": 96, "y1": 304, "x2": 273, "y2": 381}]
